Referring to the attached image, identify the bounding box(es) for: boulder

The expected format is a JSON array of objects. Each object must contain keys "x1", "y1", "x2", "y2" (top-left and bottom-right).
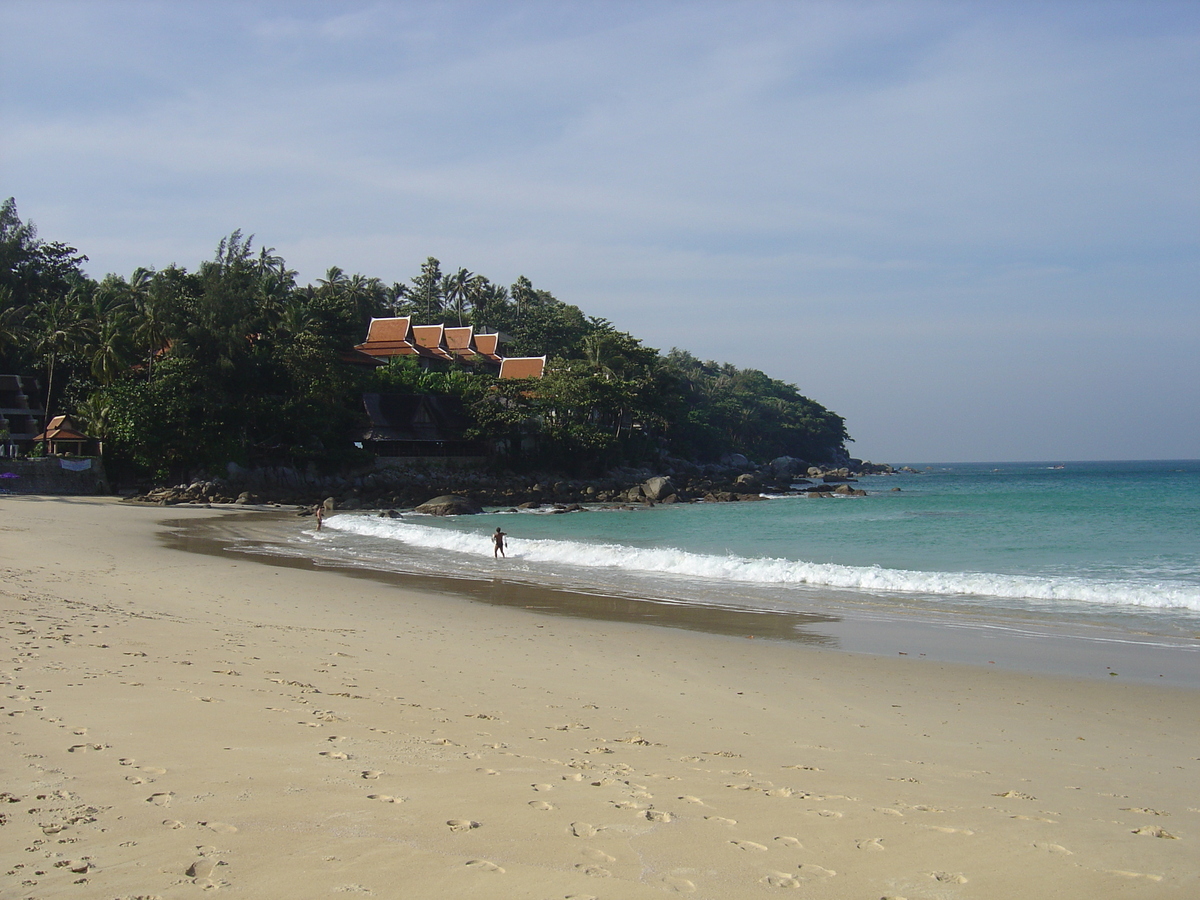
[
  {"x1": 415, "y1": 495, "x2": 483, "y2": 516},
  {"x1": 768, "y1": 456, "x2": 806, "y2": 477},
  {"x1": 642, "y1": 476, "x2": 676, "y2": 502},
  {"x1": 720, "y1": 453, "x2": 751, "y2": 469}
]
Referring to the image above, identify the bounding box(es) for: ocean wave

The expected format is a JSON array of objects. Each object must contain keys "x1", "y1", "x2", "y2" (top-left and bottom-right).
[{"x1": 324, "y1": 515, "x2": 1200, "y2": 613}]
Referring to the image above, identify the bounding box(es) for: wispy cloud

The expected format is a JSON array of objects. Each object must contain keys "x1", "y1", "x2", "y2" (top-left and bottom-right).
[{"x1": 2, "y1": 0, "x2": 1196, "y2": 459}]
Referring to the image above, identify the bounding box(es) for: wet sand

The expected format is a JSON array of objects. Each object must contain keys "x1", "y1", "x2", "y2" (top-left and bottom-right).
[{"x1": 2, "y1": 496, "x2": 1196, "y2": 898}]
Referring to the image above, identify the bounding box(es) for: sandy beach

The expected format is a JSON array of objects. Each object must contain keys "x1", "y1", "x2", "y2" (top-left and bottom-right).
[{"x1": 1, "y1": 496, "x2": 1196, "y2": 898}]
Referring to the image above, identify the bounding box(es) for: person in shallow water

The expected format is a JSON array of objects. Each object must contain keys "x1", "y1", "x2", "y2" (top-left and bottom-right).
[{"x1": 492, "y1": 527, "x2": 507, "y2": 559}]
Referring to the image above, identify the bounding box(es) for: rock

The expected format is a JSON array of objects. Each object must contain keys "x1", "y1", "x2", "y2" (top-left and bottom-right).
[
  {"x1": 642, "y1": 476, "x2": 676, "y2": 502},
  {"x1": 415, "y1": 495, "x2": 483, "y2": 516},
  {"x1": 768, "y1": 456, "x2": 806, "y2": 477},
  {"x1": 322, "y1": 496, "x2": 337, "y2": 512},
  {"x1": 721, "y1": 453, "x2": 751, "y2": 469},
  {"x1": 735, "y1": 473, "x2": 760, "y2": 488},
  {"x1": 234, "y1": 491, "x2": 255, "y2": 505}
]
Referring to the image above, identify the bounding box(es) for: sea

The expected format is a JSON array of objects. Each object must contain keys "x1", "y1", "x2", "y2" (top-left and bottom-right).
[{"x1": 251, "y1": 460, "x2": 1200, "y2": 687}]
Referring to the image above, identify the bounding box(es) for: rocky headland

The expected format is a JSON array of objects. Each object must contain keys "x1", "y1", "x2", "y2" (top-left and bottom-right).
[{"x1": 125, "y1": 454, "x2": 896, "y2": 514}]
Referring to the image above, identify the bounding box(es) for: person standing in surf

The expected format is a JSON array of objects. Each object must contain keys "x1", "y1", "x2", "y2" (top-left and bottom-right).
[{"x1": 492, "y1": 527, "x2": 507, "y2": 559}]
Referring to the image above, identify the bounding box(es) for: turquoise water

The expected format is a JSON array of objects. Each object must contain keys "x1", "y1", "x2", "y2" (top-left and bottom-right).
[{"x1": 272, "y1": 460, "x2": 1200, "y2": 680}]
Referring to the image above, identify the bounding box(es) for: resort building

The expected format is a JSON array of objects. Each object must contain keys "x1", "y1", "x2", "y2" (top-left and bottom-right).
[
  {"x1": 0, "y1": 375, "x2": 44, "y2": 456},
  {"x1": 355, "y1": 318, "x2": 547, "y2": 464},
  {"x1": 354, "y1": 317, "x2": 545, "y2": 379}
]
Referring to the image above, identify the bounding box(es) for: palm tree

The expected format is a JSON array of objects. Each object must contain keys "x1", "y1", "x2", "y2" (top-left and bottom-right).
[
  {"x1": 441, "y1": 267, "x2": 472, "y2": 326},
  {"x1": 30, "y1": 284, "x2": 91, "y2": 419}
]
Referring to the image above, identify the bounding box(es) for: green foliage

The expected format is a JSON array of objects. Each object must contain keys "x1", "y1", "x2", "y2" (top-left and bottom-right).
[{"x1": 3, "y1": 199, "x2": 852, "y2": 480}]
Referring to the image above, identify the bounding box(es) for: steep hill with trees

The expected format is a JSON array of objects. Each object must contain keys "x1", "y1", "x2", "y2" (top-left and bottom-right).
[{"x1": 1, "y1": 199, "x2": 850, "y2": 482}]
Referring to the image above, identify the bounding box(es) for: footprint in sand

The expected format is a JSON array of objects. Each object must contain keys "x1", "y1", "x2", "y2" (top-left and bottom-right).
[
  {"x1": 662, "y1": 875, "x2": 696, "y2": 892},
  {"x1": 162, "y1": 819, "x2": 185, "y2": 829},
  {"x1": 582, "y1": 848, "x2": 616, "y2": 862},
  {"x1": 67, "y1": 743, "x2": 104, "y2": 753},
  {"x1": 705, "y1": 816, "x2": 737, "y2": 826},
  {"x1": 118, "y1": 758, "x2": 136, "y2": 766},
  {"x1": 464, "y1": 859, "x2": 503, "y2": 873},
  {"x1": 1132, "y1": 826, "x2": 1177, "y2": 839},
  {"x1": 361, "y1": 770, "x2": 382, "y2": 780},
  {"x1": 796, "y1": 864, "x2": 836, "y2": 880},
  {"x1": 929, "y1": 871, "x2": 968, "y2": 883},
  {"x1": 679, "y1": 795, "x2": 708, "y2": 806},
  {"x1": 1033, "y1": 842, "x2": 1072, "y2": 854},
  {"x1": 126, "y1": 775, "x2": 148, "y2": 784},
  {"x1": 813, "y1": 810, "x2": 842, "y2": 818},
  {"x1": 924, "y1": 825, "x2": 974, "y2": 835},
  {"x1": 202, "y1": 822, "x2": 238, "y2": 833},
  {"x1": 645, "y1": 810, "x2": 673, "y2": 823},
  {"x1": 575, "y1": 864, "x2": 611, "y2": 878},
  {"x1": 762, "y1": 871, "x2": 801, "y2": 888},
  {"x1": 731, "y1": 840, "x2": 768, "y2": 852},
  {"x1": 856, "y1": 838, "x2": 885, "y2": 851},
  {"x1": 147, "y1": 792, "x2": 174, "y2": 807},
  {"x1": 186, "y1": 858, "x2": 218, "y2": 879},
  {"x1": 571, "y1": 822, "x2": 599, "y2": 838},
  {"x1": 876, "y1": 807, "x2": 904, "y2": 817},
  {"x1": 447, "y1": 819, "x2": 481, "y2": 832},
  {"x1": 366, "y1": 794, "x2": 403, "y2": 803},
  {"x1": 532, "y1": 783, "x2": 554, "y2": 792},
  {"x1": 528, "y1": 800, "x2": 554, "y2": 811},
  {"x1": 775, "y1": 836, "x2": 802, "y2": 848},
  {"x1": 475, "y1": 768, "x2": 498, "y2": 775},
  {"x1": 320, "y1": 751, "x2": 351, "y2": 760}
]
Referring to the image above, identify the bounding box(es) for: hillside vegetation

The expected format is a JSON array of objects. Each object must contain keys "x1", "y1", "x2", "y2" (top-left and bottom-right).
[{"x1": 0, "y1": 199, "x2": 850, "y2": 481}]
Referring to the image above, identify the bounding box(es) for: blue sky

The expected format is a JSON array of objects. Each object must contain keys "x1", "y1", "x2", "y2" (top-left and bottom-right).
[{"x1": 2, "y1": 1, "x2": 1197, "y2": 462}]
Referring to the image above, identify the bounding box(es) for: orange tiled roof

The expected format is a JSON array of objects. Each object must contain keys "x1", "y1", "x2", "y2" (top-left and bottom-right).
[
  {"x1": 472, "y1": 333, "x2": 503, "y2": 362},
  {"x1": 499, "y1": 357, "x2": 546, "y2": 380},
  {"x1": 411, "y1": 324, "x2": 451, "y2": 360},
  {"x1": 34, "y1": 415, "x2": 91, "y2": 442},
  {"x1": 444, "y1": 326, "x2": 476, "y2": 357},
  {"x1": 356, "y1": 317, "x2": 417, "y2": 357}
]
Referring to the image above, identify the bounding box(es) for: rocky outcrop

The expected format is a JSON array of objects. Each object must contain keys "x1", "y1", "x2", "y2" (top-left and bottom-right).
[
  {"x1": 120, "y1": 454, "x2": 894, "y2": 510},
  {"x1": 414, "y1": 495, "x2": 483, "y2": 516}
]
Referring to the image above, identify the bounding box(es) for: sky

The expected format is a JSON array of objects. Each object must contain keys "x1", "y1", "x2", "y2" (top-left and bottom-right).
[{"x1": 2, "y1": 0, "x2": 1197, "y2": 463}]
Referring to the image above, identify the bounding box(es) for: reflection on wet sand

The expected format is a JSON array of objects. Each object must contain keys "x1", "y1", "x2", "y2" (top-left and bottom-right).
[{"x1": 162, "y1": 511, "x2": 841, "y2": 647}]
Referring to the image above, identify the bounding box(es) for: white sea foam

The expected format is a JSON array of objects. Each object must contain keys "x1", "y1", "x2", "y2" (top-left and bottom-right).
[{"x1": 325, "y1": 515, "x2": 1200, "y2": 613}]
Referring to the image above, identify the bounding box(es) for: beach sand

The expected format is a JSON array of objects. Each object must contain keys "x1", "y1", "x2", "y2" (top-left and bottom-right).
[{"x1": 1, "y1": 496, "x2": 1196, "y2": 898}]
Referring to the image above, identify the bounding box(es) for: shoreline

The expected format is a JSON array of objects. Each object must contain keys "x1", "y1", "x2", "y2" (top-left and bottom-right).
[
  {"x1": 181, "y1": 506, "x2": 1200, "y2": 689},
  {"x1": 2, "y1": 496, "x2": 1197, "y2": 898}
]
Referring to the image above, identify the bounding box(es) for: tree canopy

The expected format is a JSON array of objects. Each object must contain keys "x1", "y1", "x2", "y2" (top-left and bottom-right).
[{"x1": 1, "y1": 199, "x2": 850, "y2": 481}]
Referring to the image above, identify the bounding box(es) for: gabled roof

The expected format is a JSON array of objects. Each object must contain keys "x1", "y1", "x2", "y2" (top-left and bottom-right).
[
  {"x1": 362, "y1": 393, "x2": 473, "y2": 442},
  {"x1": 356, "y1": 317, "x2": 416, "y2": 357},
  {"x1": 499, "y1": 356, "x2": 547, "y2": 380},
  {"x1": 444, "y1": 326, "x2": 476, "y2": 357},
  {"x1": 34, "y1": 415, "x2": 91, "y2": 442},
  {"x1": 411, "y1": 324, "x2": 452, "y2": 360},
  {"x1": 472, "y1": 332, "x2": 504, "y2": 362}
]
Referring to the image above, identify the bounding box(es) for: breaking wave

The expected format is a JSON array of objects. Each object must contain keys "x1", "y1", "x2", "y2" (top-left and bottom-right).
[{"x1": 324, "y1": 515, "x2": 1200, "y2": 613}]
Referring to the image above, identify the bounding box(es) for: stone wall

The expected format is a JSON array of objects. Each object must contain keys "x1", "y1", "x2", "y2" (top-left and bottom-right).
[{"x1": 0, "y1": 457, "x2": 111, "y2": 495}]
